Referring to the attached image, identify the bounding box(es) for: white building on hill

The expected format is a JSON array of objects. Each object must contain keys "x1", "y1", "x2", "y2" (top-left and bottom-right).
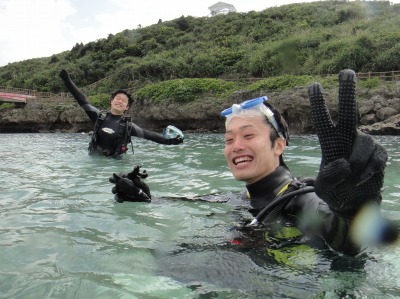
[{"x1": 208, "y1": 2, "x2": 237, "y2": 16}]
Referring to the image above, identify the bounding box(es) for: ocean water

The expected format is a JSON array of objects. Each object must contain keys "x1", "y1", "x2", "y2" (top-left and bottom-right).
[{"x1": 0, "y1": 133, "x2": 399, "y2": 298}]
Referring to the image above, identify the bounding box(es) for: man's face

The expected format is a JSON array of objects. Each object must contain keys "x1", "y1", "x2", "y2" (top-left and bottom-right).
[
  {"x1": 110, "y1": 93, "x2": 129, "y2": 115},
  {"x1": 224, "y1": 116, "x2": 285, "y2": 184}
]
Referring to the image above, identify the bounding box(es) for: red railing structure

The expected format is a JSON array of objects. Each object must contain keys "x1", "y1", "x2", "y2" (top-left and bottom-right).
[{"x1": 0, "y1": 92, "x2": 35, "y2": 103}]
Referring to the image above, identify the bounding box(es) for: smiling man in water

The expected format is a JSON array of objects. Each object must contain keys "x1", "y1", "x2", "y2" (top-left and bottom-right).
[
  {"x1": 221, "y1": 69, "x2": 396, "y2": 255},
  {"x1": 59, "y1": 69, "x2": 183, "y2": 158},
  {"x1": 224, "y1": 111, "x2": 286, "y2": 185},
  {"x1": 108, "y1": 69, "x2": 397, "y2": 254}
]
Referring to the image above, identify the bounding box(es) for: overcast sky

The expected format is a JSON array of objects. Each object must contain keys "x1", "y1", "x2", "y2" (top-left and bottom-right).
[{"x1": 0, "y1": 0, "x2": 398, "y2": 67}]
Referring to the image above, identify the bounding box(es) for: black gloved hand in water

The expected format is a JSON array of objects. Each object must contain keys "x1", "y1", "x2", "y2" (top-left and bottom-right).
[
  {"x1": 168, "y1": 136, "x2": 183, "y2": 145},
  {"x1": 308, "y1": 69, "x2": 388, "y2": 217},
  {"x1": 109, "y1": 165, "x2": 151, "y2": 203}
]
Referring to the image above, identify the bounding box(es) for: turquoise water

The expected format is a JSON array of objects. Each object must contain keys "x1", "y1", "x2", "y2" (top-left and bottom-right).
[{"x1": 0, "y1": 133, "x2": 399, "y2": 298}]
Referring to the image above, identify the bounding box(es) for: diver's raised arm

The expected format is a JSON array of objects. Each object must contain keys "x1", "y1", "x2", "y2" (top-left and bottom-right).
[{"x1": 59, "y1": 69, "x2": 100, "y2": 122}]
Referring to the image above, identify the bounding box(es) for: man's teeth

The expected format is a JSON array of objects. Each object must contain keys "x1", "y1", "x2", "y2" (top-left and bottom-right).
[{"x1": 234, "y1": 156, "x2": 252, "y2": 165}]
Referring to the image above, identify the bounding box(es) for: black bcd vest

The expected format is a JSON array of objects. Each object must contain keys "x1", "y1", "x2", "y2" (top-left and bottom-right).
[{"x1": 88, "y1": 111, "x2": 133, "y2": 157}]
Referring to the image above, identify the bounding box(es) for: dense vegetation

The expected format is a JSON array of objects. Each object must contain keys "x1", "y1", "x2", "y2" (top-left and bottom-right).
[{"x1": 0, "y1": 0, "x2": 399, "y2": 102}]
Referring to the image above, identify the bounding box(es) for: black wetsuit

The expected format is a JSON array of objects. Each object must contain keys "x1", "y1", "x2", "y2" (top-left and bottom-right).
[
  {"x1": 244, "y1": 166, "x2": 360, "y2": 256},
  {"x1": 62, "y1": 76, "x2": 174, "y2": 157}
]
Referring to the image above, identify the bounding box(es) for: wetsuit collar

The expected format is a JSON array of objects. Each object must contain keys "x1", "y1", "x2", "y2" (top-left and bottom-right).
[
  {"x1": 246, "y1": 166, "x2": 293, "y2": 210},
  {"x1": 109, "y1": 112, "x2": 123, "y2": 118}
]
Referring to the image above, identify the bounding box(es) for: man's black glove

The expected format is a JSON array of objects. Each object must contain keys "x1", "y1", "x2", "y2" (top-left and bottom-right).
[
  {"x1": 167, "y1": 136, "x2": 183, "y2": 145},
  {"x1": 308, "y1": 69, "x2": 388, "y2": 217},
  {"x1": 109, "y1": 165, "x2": 151, "y2": 203},
  {"x1": 59, "y1": 69, "x2": 70, "y2": 82}
]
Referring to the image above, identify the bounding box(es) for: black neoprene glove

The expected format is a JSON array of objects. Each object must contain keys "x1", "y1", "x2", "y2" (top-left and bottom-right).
[
  {"x1": 167, "y1": 136, "x2": 183, "y2": 145},
  {"x1": 308, "y1": 69, "x2": 388, "y2": 217},
  {"x1": 109, "y1": 165, "x2": 151, "y2": 203},
  {"x1": 59, "y1": 69, "x2": 69, "y2": 82}
]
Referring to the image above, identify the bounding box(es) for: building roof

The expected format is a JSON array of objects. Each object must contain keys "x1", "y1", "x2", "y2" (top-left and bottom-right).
[{"x1": 208, "y1": 2, "x2": 237, "y2": 15}]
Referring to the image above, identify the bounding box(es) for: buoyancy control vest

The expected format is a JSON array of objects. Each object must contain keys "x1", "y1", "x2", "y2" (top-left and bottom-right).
[
  {"x1": 244, "y1": 167, "x2": 316, "y2": 224},
  {"x1": 251, "y1": 176, "x2": 315, "y2": 225},
  {"x1": 88, "y1": 111, "x2": 133, "y2": 157}
]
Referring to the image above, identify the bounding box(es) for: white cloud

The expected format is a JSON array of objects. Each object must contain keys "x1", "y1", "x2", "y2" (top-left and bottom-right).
[
  {"x1": 0, "y1": 0, "x2": 75, "y2": 66},
  {"x1": 1, "y1": 0, "x2": 400, "y2": 67},
  {"x1": 69, "y1": 0, "x2": 210, "y2": 44}
]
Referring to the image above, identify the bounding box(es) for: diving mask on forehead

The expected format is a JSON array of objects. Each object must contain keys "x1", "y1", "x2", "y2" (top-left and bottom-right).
[{"x1": 220, "y1": 96, "x2": 285, "y2": 140}]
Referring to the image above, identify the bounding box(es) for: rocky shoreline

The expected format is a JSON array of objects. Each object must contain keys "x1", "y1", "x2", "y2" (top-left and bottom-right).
[{"x1": 1, "y1": 87, "x2": 399, "y2": 135}]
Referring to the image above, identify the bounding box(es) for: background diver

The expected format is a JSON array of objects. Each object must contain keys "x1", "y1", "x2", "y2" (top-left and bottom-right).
[
  {"x1": 59, "y1": 69, "x2": 183, "y2": 158},
  {"x1": 109, "y1": 69, "x2": 398, "y2": 256}
]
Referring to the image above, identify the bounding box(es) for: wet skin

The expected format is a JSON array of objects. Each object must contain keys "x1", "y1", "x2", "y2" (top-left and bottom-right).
[
  {"x1": 110, "y1": 93, "x2": 129, "y2": 115},
  {"x1": 224, "y1": 116, "x2": 286, "y2": 184}
]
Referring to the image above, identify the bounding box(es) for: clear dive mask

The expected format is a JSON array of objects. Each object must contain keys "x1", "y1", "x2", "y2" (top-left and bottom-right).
[
  {"x1": 220, "y1": 96, "x2": 285, "y2": 140},
  {"x1": 163, "y1": 125, "x2": 184, "y2": 140}
]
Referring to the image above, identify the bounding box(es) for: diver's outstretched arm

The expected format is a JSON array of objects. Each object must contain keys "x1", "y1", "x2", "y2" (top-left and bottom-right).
[
  {"x1": 109, "y1": 166, "x2": 237, "y2": 204},
  {"x1": 130, "y1": 123, "x2": 183, "y2": 145},
  {"x1": 59, "y1": 69, "x2": 100, "y2": 122}
]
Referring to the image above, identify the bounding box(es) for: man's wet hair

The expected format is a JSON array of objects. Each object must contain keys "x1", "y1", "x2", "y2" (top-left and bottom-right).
[
  {"x1": 263, "y1": 102, "x2": 289, "y2": 146},
  {"x1": 263, "y1": 102, "x2": 290, "y2": 169},
  {"x1": 110, "y1": 89, "x2": 133, "y2": 107}
]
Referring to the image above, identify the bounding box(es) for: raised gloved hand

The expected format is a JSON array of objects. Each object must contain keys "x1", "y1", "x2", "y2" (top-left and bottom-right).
[
  {"x1": 109, "y1": 165, "x2": 151, "y2": 203},
  {"x1": 59, "y1": 69, "x2": 70, "y2": 81},
  {"x1": 308, "y1": 69, "x2": 388, "y2": 217}
]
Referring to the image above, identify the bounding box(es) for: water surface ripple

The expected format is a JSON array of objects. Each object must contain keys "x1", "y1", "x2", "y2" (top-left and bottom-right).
[{"x1": 0, "y1": 133, "x2": 399, "y2": 298}]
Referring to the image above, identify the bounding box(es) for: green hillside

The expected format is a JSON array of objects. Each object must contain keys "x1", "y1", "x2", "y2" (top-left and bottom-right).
[{"x1": 1, "y1": 0, "x2": 399, "y2": 100}]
